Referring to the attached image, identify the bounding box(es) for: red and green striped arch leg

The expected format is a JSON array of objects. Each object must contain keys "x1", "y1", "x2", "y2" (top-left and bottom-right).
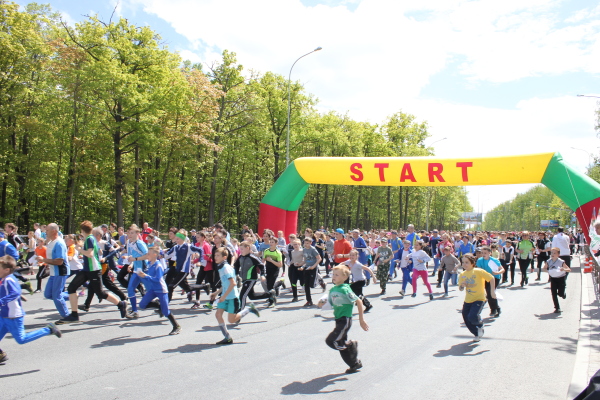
[
  {"x1": 575, "y1": 198, "x2": 600, "y2": 242},
  {"x1": 257, "y1": 203, "x2": 299, "y2": 238}
]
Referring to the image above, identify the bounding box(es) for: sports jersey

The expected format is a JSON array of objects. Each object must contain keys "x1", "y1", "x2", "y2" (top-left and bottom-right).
[
  {"x1": 476, "y1": 256, "x2": 502, "y2": 279},
  {"x1": 141, "y1": 261, "x2": 168, "y2": 293},
  {"x1": 217, "y1": 263, "x2": 238, "y2": 300},
  {"x1": 516, "y1": 240, "x2": 534, "y2": 260},
  {"x1": 0, "y1": 240, "x2": 19, "y2": 260},
  {"x1": 333, "y1": 239, "x2": 352, "y2": 263},
  {"x1": 302, "y1": 246, "x2": 319, "y2": 267},
  {"x1": 547, "y1": 258, "x2": 567, "y2": 278},
  {"x1": 394, "y1": 247, "x2": 413, "y2": 268},
  {"x1": 0, "y1": 274, "x2": 24, "y2": 318},
  {"x1": 127, "y1": 239, "x2": 148, "y2": 271},
  {"x1": 82, "y1": 235, "x2": 101, "y2": 272},
  {"x1": 328, "y1": 283, "x2": 358, "y2": 319},
  {"x1": 165, "y1": 242, "x2": 203, "y2": 273},
  {"x1": 352, "y1": 237, "x2": 368, "y2": 264},
  {"x1": 68, "y1": 244, "x2": 82, "y2": 271},
  {"x1": 45, "y1": 237, "x2": 69, "y2": 276},
  {"x1": 459, "y1": 268, "x2": 493, "y2": 303},
  {"x1": 234, "y1": 254, "x2": 263, "y2": 281}
]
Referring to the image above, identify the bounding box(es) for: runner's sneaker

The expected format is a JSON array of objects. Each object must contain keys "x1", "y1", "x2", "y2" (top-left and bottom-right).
[
  {"x1": 169, "y1": 325, "x2": 181, "y2": 335},
  {"x1": 125, "y1": 311, "x2": 139, "y2": 320},
  {"x1": 56, "y1": 314, "x2": 79, "y2": 325},
  {"x1": 118, "y1": 301, "x2": 127, "y2": 318},
  {"x1": 399, "y1": 290, "x2": 405, "y2": 296},
  {"x1": 203, "y1": 303, "x2": 214, "y2": 310},
  {"x1": 24, "y1": 281, "x2": 33, "y2": 295},
  {"x1": 46, "y1": 323, "x2": 62, "y2": 338},
  {"x1": 345, "y1": 360, "x2": 363, "y2": 374},
  {"x1": 78, "y1": 305, "x2": 89, "y2": 312},
  {"x1": 154, "y1": 308, "x2": 163, "y2": 318},
  {"x1": 0, "y1": 351, "x2": 7, "y2": 363},
  {"x1": 248, "y1": 303, "x2": 260, "y2": 317},
  {"x1": 216, "y1": 337, "x2": 233, "y2": 345},
  {"x1": 269, "y1": 290, "x2": 277, "y2": 307},
  {"x1": 477, "y1": 327, "x2": 484, "y2": 339},
  {"x1": 191, "y1": 301, "x2": 201, "y2": 309},
  {"x1": 78, "y1": 290, "x2": 86, "y2": 297}
]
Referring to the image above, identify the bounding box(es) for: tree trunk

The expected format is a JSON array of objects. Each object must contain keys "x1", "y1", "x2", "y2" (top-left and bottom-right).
[{"x1": 133, "y1": 145, "x2": 140, "y2": 225}]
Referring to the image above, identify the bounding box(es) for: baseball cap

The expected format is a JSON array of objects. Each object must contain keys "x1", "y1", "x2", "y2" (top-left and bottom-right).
[
  {"x1": 191, "y1": 229, "x2": 196, "y2": 232},
  {"x1": 352, "y1": 229, "x2": 360, "y2": 233},
  {"x1": 100, "y1": 224, "x2": 108, "y2": 229},
  {"x1": 380, "y1": 238, "x2": 388, "y2": 243},
  {"x1": 335, "y1": 228, "x2": 344, "y2": 234}
]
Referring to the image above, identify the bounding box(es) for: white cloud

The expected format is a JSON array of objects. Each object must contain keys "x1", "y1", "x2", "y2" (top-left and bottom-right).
[{"x1": 124, "y1": 0, "x2": 600, "y2": 213}]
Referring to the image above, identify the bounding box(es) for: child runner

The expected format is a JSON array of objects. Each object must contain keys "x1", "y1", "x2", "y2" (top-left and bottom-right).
[
  {"x1": 394, "y1": 240, "x2": 413, "y2": 297},
  {"x1": 289, "y1": 239, "x2": 305, "y2": 302},
  {"x1": 458, "y1": 253, "x2": 495, "y2": 342},
  {"x1": 235, "y1": 242, "x2": 276, "y2": 308},
  {"x1": 164, "y1": 229, "x2": 203, "y2": 304},
  {"x1": 410, "y1": 241, "x2": 434, "y2": 300},
  {"x1": 210, "y1": 247, "x2": 260, "y2": 345},
  {"x1": 502, "y1": 240, "x2": 516, "y2": 285},
  {"x1": 543, "y1": 247, "x2": 571, "y2": 313},
  {"x1": 299, "y1": 237, "x2": 322, "y2": 307},
  {"x1": 134, "y1": 247, "x2": 181, "y2": 335},
  {"x1": 0, "y1": 255, "x2": 62, "y2": 363},
  {"x1": 57, "y1": 221, "x2": 127, "y2": 324},
  {"x1": 262, "y1": 237, "x2": 284, "y2": 294},
  {"x1": 373, "y1": 238, "x2": 393, "y2": 295},
  {"x1": 343, "y1": 250, "x2": 375, "y2": 312},
  {"x1": 33, "y1": 237, "x2": 48, "y2": 293},
  {"x1": 318, "y1": 265, "x2": 369, "y2": 374},
  {"x1": 440, "y1": 246, "x2": 460, "y2": 297},
  {"x1": 475, "y1": 246, "x2": 505, "y2": 318}
]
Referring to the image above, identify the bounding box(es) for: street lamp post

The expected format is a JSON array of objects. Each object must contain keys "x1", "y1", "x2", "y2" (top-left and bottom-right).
[{"x1": 286, "y1": 47, "x2": 322, "y2": 168}]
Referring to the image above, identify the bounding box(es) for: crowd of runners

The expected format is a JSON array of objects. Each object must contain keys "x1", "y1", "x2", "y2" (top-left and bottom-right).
[{"x1": 0, "y1": 220, "x2": 586, "y2": 373}]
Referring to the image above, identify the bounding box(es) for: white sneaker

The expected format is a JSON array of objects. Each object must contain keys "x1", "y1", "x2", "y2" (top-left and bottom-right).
[{"x1": 477, "y1": 326, "x2": 484, "y2": 339}]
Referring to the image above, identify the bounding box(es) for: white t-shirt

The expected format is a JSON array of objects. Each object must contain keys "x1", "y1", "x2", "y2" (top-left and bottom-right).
[
  {"x1": 34, "y1": 228, "x2": 42, "y2": 239},
  {"x1": 552, "y1": 233, "x2": 570, "y2": 256}
]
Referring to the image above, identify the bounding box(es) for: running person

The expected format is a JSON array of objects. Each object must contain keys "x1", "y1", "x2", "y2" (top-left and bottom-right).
[
  {"x1": 318, "y1": 265, "x2": 369, "y2": 374},
  {"x1": 234, "y1": 242, "x2": 276, "y2": 308},
  {"x1": 515, "y1": 232, "x2": 534, "y2": 287},
  {"x1": 164, "y1": 229, "x2": 203, "y2": 303},
  {"x1": 0, "y1": 255, "x2": 62, "y2": 363},
  {"x1": 410, "y1": 240, "x2": 434, "y2": 300},
  {"x1": 475, "y1": 246, "x2": 505, "y2": 318},
  {"x1": 300, "y1": 237, "x2": 322, "y2": 307},
  {"x1": 123, "y1": 225, "x2": 149, "y2": 319},
  {"x1": 57, "y1": 221, "x2": 127, "y2": 324},
  {"x1": 211, "y1": 247, "x2": 260, "y2": 345},
  {"x1": 38, "y1": 224, "x2": 70, "y2": 318},
  {"x1": 373, "y1": 238, "x2": 393, "y2": 295},
  {"x1": 543, "y1": 248, "x2": 571, "y2": 313},
  {"x1": 343, "y1": 250, "x2": 375, "y2": 312},
  {"x1": 135, "y1": 247, "x2": 181, "y2": 335},
  {"x1": 459, "y1": 253, "x2": 495, "y2": 342},
  {"x1": 394, "y1": 240, "x2": 413, "y2": 297}
]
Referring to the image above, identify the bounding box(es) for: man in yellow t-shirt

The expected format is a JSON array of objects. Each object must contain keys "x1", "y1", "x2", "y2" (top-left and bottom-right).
[{"x1": 458, "y1": 254, "x2": 495, "y2": 342}]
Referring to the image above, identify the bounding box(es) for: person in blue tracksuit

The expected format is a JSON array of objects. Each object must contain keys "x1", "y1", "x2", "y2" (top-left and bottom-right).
[
  {"x1": 164, "y1": 229, "x2": 204, "y2": 302},
  {"x1": 124, "y1": 225, "x2": 149, "y2": 319},
  {"x1": 0, "y1": 230, "x2": 32, "y2": 294},
  {"x1": 39, "y1": 224, "x2": 70, "y2": 318},
  {"x1": 393, "y1": 240, "x2": 413, "y2": 296},
  {"x1": 135, "y1": 247, "x2": 181, "y2": 335},
  {"x1": 0, "y1": 255, "x2": 62, "y2": 364}
]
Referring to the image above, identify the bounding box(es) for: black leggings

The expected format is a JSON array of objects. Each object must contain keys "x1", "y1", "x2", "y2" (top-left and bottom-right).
[
  {"x1": 536, "y1": 256, "x2": 549, "y2": 279},
  {"x1": 36, "y1": 265, "x2": 49, "y2": 291},
  {"x1": 485, "y1": 279, "x2": 499, "y2": 312},
  {"x1": 350, "y1": 280, "x2": 371, "y2": 308},
  {"x1": 167, "y1": 271, "x2": 191, "y2": 301},
  {"x1": 517, "y1": 258, "x2": 530, "y2": 285},
  {"x1": 289, "y1": 265, "x2": 304, "y2": 298},
  {"x1": 195, "y1": 268, "x2": 215, "y2": 300},
  {"x1": 266, "y1": 265, "x2": 280, "y2": 291},
  {"x1": 68, "y1": 270, "x2": 109, "y2": 300},
  {"x1": 85, "y1": 268, "x2": 126, "y2": 307},
  {"x1": 239, "y1": 280, "x2": 270, "y2": 309},
  {"x1": 550, "y1": 276, "x2": 566, "y2": 310},
  {"x1": 304, "y1": 268, "x2": 316, "y2": 303}
]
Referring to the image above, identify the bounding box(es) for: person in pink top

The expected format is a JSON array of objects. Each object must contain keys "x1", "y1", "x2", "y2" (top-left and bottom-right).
[{"x1": 192, "y1": 232, "x2": 214, "y2": 308}]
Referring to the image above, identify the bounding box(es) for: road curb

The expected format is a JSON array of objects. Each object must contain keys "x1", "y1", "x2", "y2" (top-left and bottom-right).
[{"x1": 567, "y1": 257, "x2": 595, "y2": 399}]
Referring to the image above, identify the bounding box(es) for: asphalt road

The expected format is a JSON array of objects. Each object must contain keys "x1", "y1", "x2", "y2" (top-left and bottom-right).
[{"x1": 1, "y1": 259, "x2": 582, "y2": 400}]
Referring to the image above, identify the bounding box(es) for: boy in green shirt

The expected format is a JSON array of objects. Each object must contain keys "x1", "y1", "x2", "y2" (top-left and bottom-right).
[{"x1": 318, "y1": 265, "x2": 369, "y2": 373}]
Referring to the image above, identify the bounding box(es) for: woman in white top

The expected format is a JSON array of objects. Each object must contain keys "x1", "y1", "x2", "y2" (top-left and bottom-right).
[{"x1": 410, "y1": 241, "x2": 434, "y2": 300}]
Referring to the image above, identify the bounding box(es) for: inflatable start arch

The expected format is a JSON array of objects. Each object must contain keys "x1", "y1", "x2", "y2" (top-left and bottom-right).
[{"x1": 257, "y1": 153, "x2": 600, "y2": 241}]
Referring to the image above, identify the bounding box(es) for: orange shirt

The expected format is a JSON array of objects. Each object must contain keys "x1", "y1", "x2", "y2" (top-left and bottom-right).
[
  {"x1": 35, "y1": 246, "x2": 46, "y2": 266},
  {"x1": 67, "y1": 244, "x2": 75, "y2": 258},
  {"x1": 333, "y1": 239, "x2": 352, "y2": 263}
]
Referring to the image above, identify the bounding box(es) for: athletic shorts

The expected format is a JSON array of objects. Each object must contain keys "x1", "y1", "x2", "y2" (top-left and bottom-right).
[{"x1": 217, "y1": 297, "x2": 241, "y2": 314}]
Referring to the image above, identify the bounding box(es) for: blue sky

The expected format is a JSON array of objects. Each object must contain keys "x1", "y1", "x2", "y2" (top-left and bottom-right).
[{"x1": 15, "y1": 0, "x2": 600, "y2": 217}]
